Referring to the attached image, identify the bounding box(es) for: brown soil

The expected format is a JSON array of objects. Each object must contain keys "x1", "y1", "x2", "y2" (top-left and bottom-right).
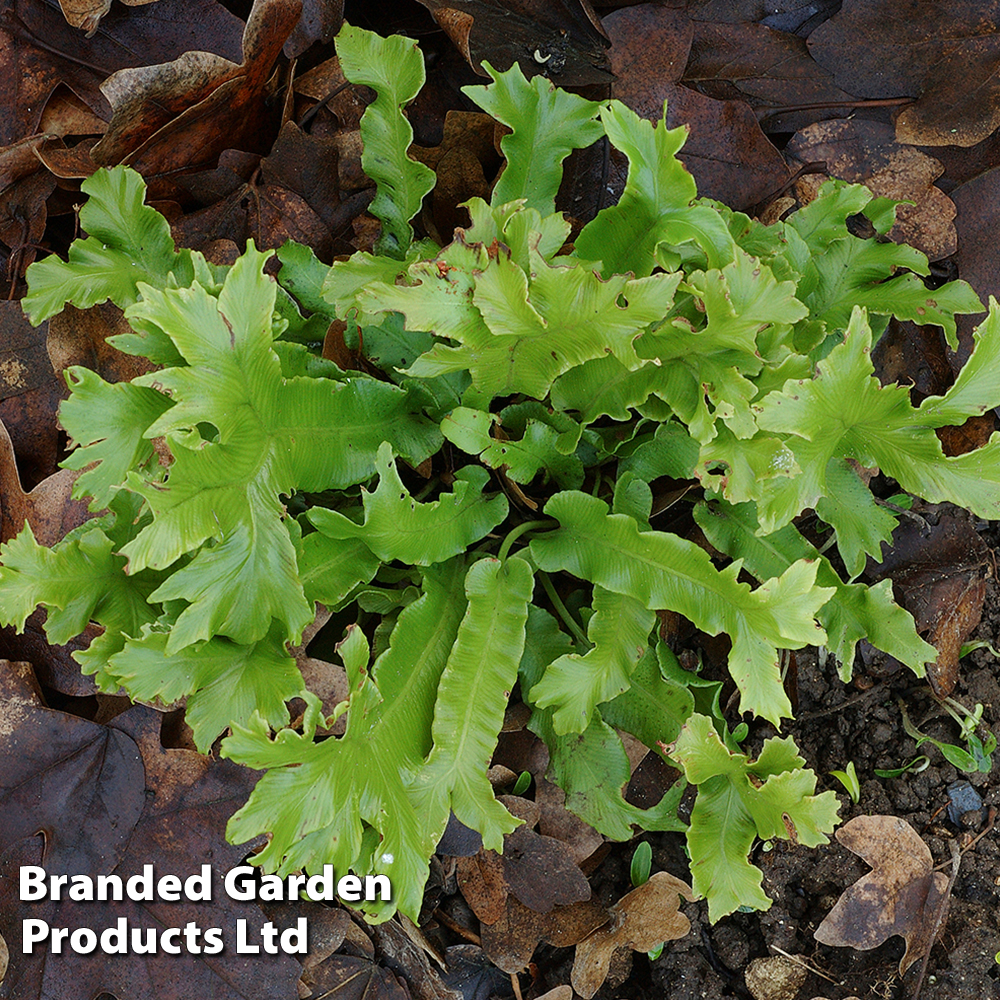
[{"x1": 536, "y1": 585, "x2": 1000, "y2": 1000}]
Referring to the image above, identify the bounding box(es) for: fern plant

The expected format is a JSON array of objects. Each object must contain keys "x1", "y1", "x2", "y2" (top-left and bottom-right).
[{"x1": 4, "y1": 22, "x2": 996, "y2": 924}]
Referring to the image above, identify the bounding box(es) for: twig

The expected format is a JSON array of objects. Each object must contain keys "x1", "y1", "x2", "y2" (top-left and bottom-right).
[
  {"x1": 911, "y1": 839, "x2": 961, "y2": 1000},
  {"x1": 768, "y1": 945, "x2": 841, "y2": 985},
  {"x1": 510, "y1": 972, "x2": 523, "y2": 1000},
  {"x1": 932, "y1": 805, "x2": 997, "y2": 870},
  {"x1": 432, "y1": 908, "x2": 481, "y2": 946}
]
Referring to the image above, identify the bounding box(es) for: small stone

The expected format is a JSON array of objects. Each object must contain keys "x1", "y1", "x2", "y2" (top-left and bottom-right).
[{"x1": 744, "y1": 956, "x2": 808, "y2": 1000}]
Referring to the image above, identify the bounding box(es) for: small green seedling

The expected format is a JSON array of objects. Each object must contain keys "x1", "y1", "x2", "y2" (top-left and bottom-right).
[
  {"x1": 629, "y1": 841, "x2": 663, "y2": 960},
  {"x1": 829, "y1": 761, "x2": 861, "y2": 803},
  {"x1": 511, "y1": 770, "x2": 532, "y2": 795},
  {"x1": 898, "y1": 696, "x2": 996, "y2": 774},
  {"x1": 630, "y1": 841, "x2": 653, "y2": 887},
  {"x1": 874, "y1": 756, "x2": 930, "y2": 779}
]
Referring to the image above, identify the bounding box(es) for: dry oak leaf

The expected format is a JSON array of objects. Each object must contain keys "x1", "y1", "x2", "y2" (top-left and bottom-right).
[
  {"x1": 481, "y1": 895, "x2": 608, "y2": 974},
  {"x1": 814, "y1": 815, "x2": 951, "y2": 976},
  {"x1": 90, "y1": 0, "x2": 302, "y2": 180},
  {"x1": 571, "y1": 872, "x2": 693, "y2": 1000},
  {"x1": 808, "y1": 0, "x2": 1000, "y2": 147},
  {"x1": 57, "y1": 0, "x2": 158, "y2": 36},
  {"x1": 0, "y1": 693, "x2": 301, "y2": 1000}
]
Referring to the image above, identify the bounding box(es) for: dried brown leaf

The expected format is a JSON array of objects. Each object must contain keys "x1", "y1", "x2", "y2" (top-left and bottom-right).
[
  {"x1": 501, "y1": 823, "x2": 592, "y2": 913},
  {"x1": 91, "y1": 0, "x2": 302, "y2": 182},
  {"x1": 416, "y1": 0, "x2": 611, "y2": 87},
  {"x1": 808, "y1": 1, "x2": 1000, "y2": 147},
  {"x1": 684, "y1": 21, "x2": 856, "y2": 135},
  {"x1": 48, "y1": 302, "x2": 157, "y2": 385},
  {"x1": 865, "y1": 509, "x2": 988, "y2": 697},
  {"x1": 481, "y1": 895, "x2": 608, "y2": 973},
  {"x1": 603, "y1": 5, "x2": 788, "y2": 211},
  {"x1": 0, "y1": 678, "x2": 303, "y2": 999},
  {"x1": 571, "y1": 872, "x2": 693, "y2": 999},
  {"x1": 283, "y1": 0, "x2": 344, "y2": 59},
  {"x1": 0, "y1": 0, "x2": 245, "y2": 146},
  {"x1": 535, "y1": 778, "x2": 604, "y2": 865},
  {"x1": 0, "y1": 301, "x2": 65, "y2": 491},
  {"x1": 814, "y1": 815, "x2": 951, "y2": 975},
  {"x1": 786, "y1": 119, "x2": 957, "y2": 261},
  {"x1": 300, "y1": 954, "x2": 411, "y2": 1000},
  {"x1": 952, "y1": 167, "x2": 1000, "y2": 308},
  {"x1": 0, "y1": 417, "x2": 90, "y2": 547},
  {"x1": 456, "y1": 848, "x2": 507, "y2": 924}
]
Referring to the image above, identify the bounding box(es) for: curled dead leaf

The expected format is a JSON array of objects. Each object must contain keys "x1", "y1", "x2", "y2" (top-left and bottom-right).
[
  {"x1": 571, "y1": 872, "x2": 693, "y2": 999},
  {"x1": 814, "y1": 815, "x2": 951, "y2": 975}
]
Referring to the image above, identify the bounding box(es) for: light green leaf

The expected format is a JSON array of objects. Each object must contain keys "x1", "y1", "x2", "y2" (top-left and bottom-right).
[
  {"x1": 521, "y1": 607, "x2": 685, "y2": 839},
  {"x1": 644, "y1": 252, "x2": 807, "y2": 442},
  {"x1": 528, "y1": 586, "x2": 655, "y2": 735},
  {"x1": 464, "y1": 197, "x2": 572, "y2": 271},
  {"x1": 335, "y1": 24, "x2": 436, "y2": 257},
  {"x1": 224, "y1": 563, "x2": 471, "y2": 923},
  {"x1": 576, "y1": 101, "x2": 738, "y2": 277},
  {"x1": 146, "y1": 515, "x2": 311, "y2": 654},
  {"x1": 917, "y1": 299, "x2": 1000, "y2": 424},
  {"x1": 669, "y1": 714, "x2": 839, "y2": 921},
  {"x1": 616, "y1": 421, "x2": 699, "y2": 481},
  {"x1": 387, "y1": 246, "x2": 680, "y2": 398},
  {"x1": 59, "y1": 367, "x2": 173, "y2": 510},
  {"x1": 370, "y1": 558, "x2": 469, "y2": 764},
  {"x1": 814, "y1": 458, "x2": 898, "y2": 578},
  {"x1": 598, "y1": 643, "x2": 694, "y2": 751},
  {"x1": 415, "y1": 556, "x2": 533, "y2": 850},
  {"x1": 107, "y1": 625, "x2": 304, "y2": 752},
  {"x1": 530, "y1": 492, "x2": 833, "y2": 726},
  {"x1": 463, "y1": 63, "x2": 604, "y2": 216},
  {"x1": 225, "y1": 722, "x2": 427, "y2": 923},
  {"x1": 113, "y1": 249, "x2": 438, "y2": 651},
  {"x1": 784, "y1": 180, "x2": 873, "y2": 254},
  {"x1": 757, "y1": 308, "x2": 1000, "y2": 528},
  {"x1": 441, "y1": 407, "x2": 584, "y2": 489},
  {"x1": 308, "y1": 444, "x2": 507, "y2": 565},
  {"x1": 550, "y1": 356, "x2": 665, "y2": 424},
  {"x1": 276, "y1": 240, "x2": 337, "y2": 319},
  {"x1": 692, "y1": 497, "x2": 934, "y2": 681},
  {"x1": 22, "y1": 166, "x2": 197, "y2": 324},
  {"x1": 0, "y1": 523, "x2": 158, "y2": 687},
  {"x1": 696, "y1": 427, "x2": 799, "y2": 502},
  {"x1": 297, "y1": 531, "x2": 381, "y2": 607},
  {"x1": 321, "y1": 243, "x2": 435, "y2": 319},
  {"x1": 797, "y1": 237, "x2": 981, "y2": 348}
]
